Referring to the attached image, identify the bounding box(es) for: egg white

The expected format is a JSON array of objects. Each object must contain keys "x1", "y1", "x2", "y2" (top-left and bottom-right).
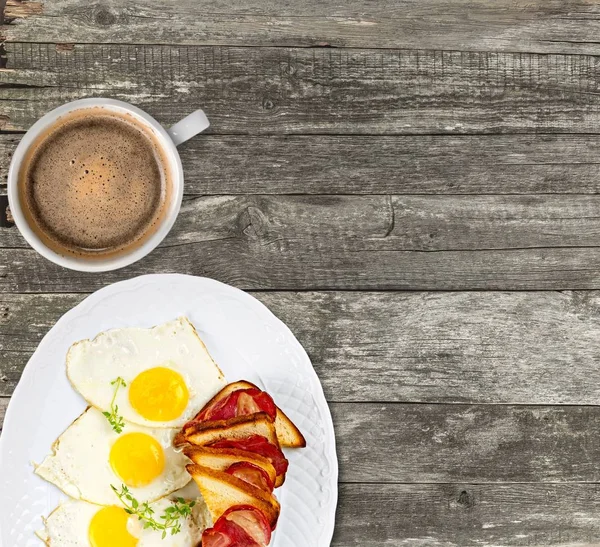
[
  {"x1": 40, "y1": 496, "x2": 211, "y2": 546},
  {"x1": 66, "y1": 317, "x2": 226, "y2": 428},
  {"x1": 35, "y1": 407, "x2": 190, "y2": 505}
]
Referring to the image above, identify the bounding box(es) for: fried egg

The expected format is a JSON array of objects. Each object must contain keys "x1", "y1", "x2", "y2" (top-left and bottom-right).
[
  {"x1": 35, "y1": 407, "x2": 190, "y2": 505},
  {"x1": 38, "y1": 496, "x2": 211, "y2": 546},
  {"x1": 66, "y1": 317, "x2": 225, "y2": 428}
]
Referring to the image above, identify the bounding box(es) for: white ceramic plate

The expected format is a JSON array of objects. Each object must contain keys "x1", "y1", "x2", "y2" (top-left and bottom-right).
[{"x1": 0, "y1": 274, "x2": 338, "y2": 546}]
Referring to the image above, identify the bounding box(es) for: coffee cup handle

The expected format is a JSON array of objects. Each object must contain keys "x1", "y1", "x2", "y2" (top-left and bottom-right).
[{"x1": 166, "y1": 109, "x2": 210, "y2": 147}]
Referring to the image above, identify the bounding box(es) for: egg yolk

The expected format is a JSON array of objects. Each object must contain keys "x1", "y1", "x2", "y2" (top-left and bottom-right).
[
  {"x1": 128, "y1": 366, "x2": 189, "y2": 421},
  {"x1": 109, "y1": 432, "x2": 165, "y2": 487},
  {"x1": 89, "y1": 506, "x2": 138, "y2": 547}
]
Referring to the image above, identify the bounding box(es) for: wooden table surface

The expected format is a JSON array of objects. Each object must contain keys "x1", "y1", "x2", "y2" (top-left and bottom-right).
[{"x1": 5, "y1": 1, "x2": 600, "y2": 545}]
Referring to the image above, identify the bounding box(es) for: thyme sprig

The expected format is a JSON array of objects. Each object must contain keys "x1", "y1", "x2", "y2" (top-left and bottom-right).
[
  {"x1": 111, "y1": 484, "x2": 196, "y2": 539},
  {"x1": 103, "y1": 376, "x2": 126, "y2": 433}
]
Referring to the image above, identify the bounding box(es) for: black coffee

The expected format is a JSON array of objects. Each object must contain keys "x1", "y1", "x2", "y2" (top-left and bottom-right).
[{"x1": 19, "y1": 108, "x2": 172, "y2": 258}]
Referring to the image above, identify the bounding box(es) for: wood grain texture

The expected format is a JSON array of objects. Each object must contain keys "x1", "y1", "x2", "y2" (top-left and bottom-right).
[
  {"x1": 263, "y1": 291, "x2": 600, "y2": 405},
  {"x1": 333, "y1": 403, "x2": 600, "y2": 483},
  {"x1": 3, "y1": 400, "x2": 600, "y2": 483},
  {"x1": 4, "y1": 291, "x2": 600, "y2": 404},
  {"x1": 7, "y1": 133, "x2": 600, "y2": 195},
  {"x1": 6, "y1": 194, "x2": 600, "y2": 249},
  {"x1": 9, "y1": 246, "x2": 600, "y2": 292},
  {"x1": 4, "y1": 44, "x2": 600, "y2": 134},
  {"x1": 5, "y1": 195, "x2": 600, "y2": 290},
  {"x1": 5, "y1": 0, "x2": 600, "y2": 55},
  {"x1": 335, "y1": 483, "x2": 600, "y2": 546},
  {"x1": 0, "y1": 398, "x2": 6, "y2": 426}
]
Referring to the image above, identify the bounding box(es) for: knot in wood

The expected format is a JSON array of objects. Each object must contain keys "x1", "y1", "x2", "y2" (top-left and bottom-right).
[
  {"x1": 282, "y1": 63, "x2": 297, "y2": 76},
  {"x1": 239, "y1": 204, "x2": 282, "y2": 249},
  {"x1": 262, "y1": 97, "x2": 276, "y2": 110},
  {"x1": 240, "y1": 206, "x2": 267, "y2": 238},
  {"x1": 95, "y1": 8, "x2": 116, "y2": 26},
  {"x1": 457, "y1": 490, "x2": 475, "y2": 509}
]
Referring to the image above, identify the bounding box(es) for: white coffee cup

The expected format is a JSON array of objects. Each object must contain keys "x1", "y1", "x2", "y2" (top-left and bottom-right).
[{"x1": 7, "y1": 98, "x2": 210, "y2": 272}]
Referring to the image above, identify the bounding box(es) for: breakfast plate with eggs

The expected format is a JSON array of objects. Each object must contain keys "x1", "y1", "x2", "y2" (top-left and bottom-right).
[{"x1": 0, "y1": 274, "x2": 337, "y2": 546}]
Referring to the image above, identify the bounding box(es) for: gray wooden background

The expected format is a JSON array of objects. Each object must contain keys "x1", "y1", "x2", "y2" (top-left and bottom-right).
[{"x1": 5, "y1": 1, "x2": 600, "y2": 545}]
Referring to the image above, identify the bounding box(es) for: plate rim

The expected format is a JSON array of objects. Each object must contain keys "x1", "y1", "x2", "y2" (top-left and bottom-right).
[{"x1": 0, "y1": 273, "x2": 338, "y2": 546}]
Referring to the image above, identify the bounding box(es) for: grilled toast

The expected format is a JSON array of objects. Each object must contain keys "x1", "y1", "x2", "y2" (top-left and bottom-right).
[
  {"x1": 187, "y1": 464, "x2": 280, "y2": 529},
  {"x1": 184, "y1": 446, "x2": 277, "y2": 487},
  {"x1": 175, "y1": 412, "x2": 278, "y2": 447}
]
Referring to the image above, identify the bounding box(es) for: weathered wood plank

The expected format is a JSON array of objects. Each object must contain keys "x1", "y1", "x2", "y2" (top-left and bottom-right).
[
  {"x1": 9, "y1": 247, "x2": 600, "y2": 291},
  {"x1": 334, "y1": 404, "x2": 600, "y2": 483},
  {"x1": 4, "y1": 291, "x2": 600, "y2": 404},
  {"x1": 6, "y1": 133, "x2": 600, "y2": 195},
  {"x1": 5, "y1": 0, "x2": 600, "y2": 55},
  {"x1": 335, "y1": 483, "x2": 600, "y2": 546},
  {"x1": 0, "y1": 398, "x2": 7, "y2": 427},
  {"x1": 5, "y1": 194, "x2": 600, "y2": 249},
  {"x1": 4, "y1": 44, "x2": 600, "y2": 134},
  {"x1": 0, "y1": 294, "x2": 85, "y2": 394},
  {"x1": 4, "y1": 195, "x2": 600, "y2": 290},
  {"x1": 265, "y1": 291, "x2": 600, "y2": 404},
  {"x1": 3, "y1": 400, "x2": 600, "y2": 483}
]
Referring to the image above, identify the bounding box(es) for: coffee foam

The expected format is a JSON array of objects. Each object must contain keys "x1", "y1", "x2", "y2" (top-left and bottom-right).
[{"x1": 18, "y1": 107, "x2": 172, "y2": 259}]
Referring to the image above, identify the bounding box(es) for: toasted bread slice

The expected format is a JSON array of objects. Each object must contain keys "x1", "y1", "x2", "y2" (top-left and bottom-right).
[
  {"x1": 199, "y1": 380, "x2": 306, "y2": 448},
  {"x1": 175, "y1": 412, "x2": 278, "y2": 447},
  {"x1": 187, "y1": 464, "x2": 280, "y2": 528},
  {"x1": 184, "y1": 446, "x2": 277, "y2": 486}
]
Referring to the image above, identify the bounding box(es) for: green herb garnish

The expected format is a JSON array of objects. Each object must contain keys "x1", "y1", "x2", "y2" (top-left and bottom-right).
[
  {"x1": 111, "y1": 484, "x2": 196, "y2": 539},
  {"x1": 103, "y1": 377, "x2": 126, "y2": 433}
]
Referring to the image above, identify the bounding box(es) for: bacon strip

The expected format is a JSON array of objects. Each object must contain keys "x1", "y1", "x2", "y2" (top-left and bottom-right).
[
  {"x1": 202, "y1": 523, "x2": 258, "y2": 547},
  {"x1": 222, "y1": 506, "x2": 272, "y2": 545},
  {"x1": 210, "y1": 435, "x2": 289, "y2": 479},
  {"x1": 192, "y1": 388, "x2": 277, "y2": 424},
  {"x1": 226, "y1": 462, "x2": 274, "y2": 492},
  {"x1": 202, "y1": 506, "x2": 271, "y2": 547}
]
